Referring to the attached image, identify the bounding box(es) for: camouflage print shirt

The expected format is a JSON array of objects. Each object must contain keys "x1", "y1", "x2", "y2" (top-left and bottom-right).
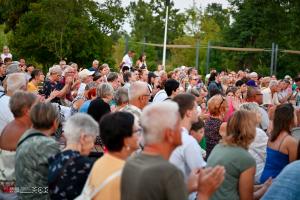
[
  {"x1": 120, "y1": 104, "x2": 142, "y2": 123},
  {"x1": 15, "y1": 128, "x2": 60, "y2": 200}
]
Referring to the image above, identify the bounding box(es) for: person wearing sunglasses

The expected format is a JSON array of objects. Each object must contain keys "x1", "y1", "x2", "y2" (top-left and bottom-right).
[{"x1": 205, "y1": 94, "x2": 228, "y2": 159}]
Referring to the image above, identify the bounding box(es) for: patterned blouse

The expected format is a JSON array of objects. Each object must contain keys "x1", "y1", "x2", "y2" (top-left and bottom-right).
[
  {"x1": 204, "y1": 117, "x2": 223, "y2": 160},
  {"x1": 48, "y1": 150, "x2": 94, "y2": 200}
]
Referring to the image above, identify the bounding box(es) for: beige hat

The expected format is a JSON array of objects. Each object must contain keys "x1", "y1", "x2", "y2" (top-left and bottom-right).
[{"x1": 78, "y1": 69, "x2": 95, "y2": 80}]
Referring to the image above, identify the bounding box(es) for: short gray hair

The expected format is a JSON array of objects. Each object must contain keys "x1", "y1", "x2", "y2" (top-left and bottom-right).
[
  {"x1": 269, "y1": 80, "x2": 278, "y2": 88},
  {"x1": 49, "y1": 65, "x2": 62, "y2": 75},
  {"x1": 239, "y1": 102, "x2": 260, "y2": 115},
  {"x1": 128, "y1": 81, "x2": 148, "y2": 100},
  {"x1": 63, "y1": 113, "x2": 99, "y2": 144},
  {"x1": 141, "y1": 101, "x2": 179, "y2": 144},
  {"x1": 9, "y1": 91, "x2": 37, "y2": 118},
  {"x1": 107, "y1": 72, "x2": 118, "y2": 82},
  {"x1": 96, "y1": 83, "x2": 114, "y2": 98},
  {"x1": 114, "y1": 87, "x2": 129, "y2": 105},
  {"x1": 6, "y1": 73, "x2": 27, "y2": 93}
]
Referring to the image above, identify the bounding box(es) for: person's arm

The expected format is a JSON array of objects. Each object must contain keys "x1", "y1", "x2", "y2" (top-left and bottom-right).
[
  {"x1": 197, "y1": 166, "x2": 225, "y2": 200},
  {"x1": 56, "y1": 77, "x2": 72, "y2": 98},
  {"x1": 239, "y1": 167, "x2": 255, "y2": 200},
  {"x1": 287, "y1": 137, "x2": 298, "y2": 162}
]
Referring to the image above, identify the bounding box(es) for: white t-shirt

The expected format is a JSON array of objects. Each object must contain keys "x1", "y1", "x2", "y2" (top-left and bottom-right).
[
  {"x1": 152, "y1": 90, "x2": 168, "y2": 103},
  {"x1": 0, "y1": 93, "x2": 14, "y2": 135},
  {"x1": 248, "y1": 128, "x2": 268, "y2": 183},
  {"x1": 1, "y1": 53, "x2": 12, "y2": 62},
  {"x1": 169, "y1": 128, "x2": 206, "y2": 200},
  {"x1": 262, "y1": 87, "x2": 280, "y2": 105},
  {"x1": 122, "y1": 54, "x2": 133, "y2": 68},
  {"x1": 169, "y1": 127, "x2": 206, "y2": 180}
]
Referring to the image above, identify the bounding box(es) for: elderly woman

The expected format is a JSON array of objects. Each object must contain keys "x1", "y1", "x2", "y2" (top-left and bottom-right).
[
  {"x1": 85, "y1": 112, "x2": 140, "y2": 200},
  {"x1": 239, "y1": 102, "x2": 269, "y2": 183},
  {"x1": 205, "y1": 94, "x2": 227, "y2": 159},
  {"x1": 87, "y1": 83, "x2": 114, "y2": 147},
  {"x1": 114, "y1": 87, "x2": 129, "y2": 111},
  {"x1": 87, "y1": 83, "x2": 113, "y2": 122},
  {"x1": 207, "y1": 110, "x2": 270, "y2": 200},
  {"x1": 48, "y1": 113, "x2": 99, "y2": 200}
]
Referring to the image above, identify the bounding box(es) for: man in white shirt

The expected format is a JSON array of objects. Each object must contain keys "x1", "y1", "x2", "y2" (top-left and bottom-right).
[
  {"x1": 170, "y1": 93, "x2": 206, "y2": 200},
  {"x1": 120, "y1": 50, "x2": 135, "y2": 70},
  {"x1": 0, "y1": 73, "x2": 27, "y2": 134},
  {"x1": 261, "y1": 80, "x2": 280, "y2": 105}
]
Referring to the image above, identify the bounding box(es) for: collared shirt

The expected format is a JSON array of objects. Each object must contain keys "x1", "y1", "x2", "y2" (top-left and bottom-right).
[{"x1": 15, "y1": 128, "x2": 60, "y2": 200}]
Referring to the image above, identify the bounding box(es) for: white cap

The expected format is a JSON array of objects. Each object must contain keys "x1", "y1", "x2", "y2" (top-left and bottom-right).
[{"x1": 78, "y1": 69, "x2": 95, "y2": 79}]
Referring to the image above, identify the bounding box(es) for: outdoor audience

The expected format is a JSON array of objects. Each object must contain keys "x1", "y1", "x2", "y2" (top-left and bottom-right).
[{"x1": 0, "y1": 51, "x2": 300, "y2": 199}]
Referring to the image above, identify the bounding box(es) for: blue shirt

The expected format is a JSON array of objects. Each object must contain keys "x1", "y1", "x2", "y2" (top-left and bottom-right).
[
  {"x1": 262, "y1": 160, "x2": 300, "y2": 200},
  {"x1": 79, "y1": 100, "x2": 92, "y2": 113}
]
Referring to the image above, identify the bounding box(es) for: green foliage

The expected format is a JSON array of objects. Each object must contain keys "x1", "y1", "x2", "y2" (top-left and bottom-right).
[
  {"x1": 129, "y1": 0, "x2": 187, "y2": 66},
  {"x1": 2, "y1": 0, "x2": 125, "y2": 69},
  {"x1": 224, "y1": 0, "x2": 300, "y2": 77}
]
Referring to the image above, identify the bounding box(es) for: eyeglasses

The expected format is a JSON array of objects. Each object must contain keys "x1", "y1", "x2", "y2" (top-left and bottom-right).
[
  {"x1": 217, "y1": 96, "x2": 225, "y2": 111},
  {"x1": 143, "y1": 94, "x2": 151, "y2": 98},
  {"x1": 133, "y1": 128, "x2": 143, "y2": 136}
]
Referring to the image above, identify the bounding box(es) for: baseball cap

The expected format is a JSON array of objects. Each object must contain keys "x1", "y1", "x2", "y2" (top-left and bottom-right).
[{"x1": 78, "y1": 69, "x2": 95, "y2": 79}]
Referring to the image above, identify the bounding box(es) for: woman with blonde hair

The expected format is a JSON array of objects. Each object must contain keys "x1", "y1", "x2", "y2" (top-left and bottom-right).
[
  {"x1": 207, "y1": 110, "x2": 270, "y2": 200},
  {"x1": 239, "y1": 102, "x2": 268, "y2": 183}
]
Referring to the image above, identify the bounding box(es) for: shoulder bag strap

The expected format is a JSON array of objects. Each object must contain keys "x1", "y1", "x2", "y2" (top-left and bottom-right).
[
  {"x1": 17, "y1": 133, "x2": 45, "y2": 148},
  {"x1": 90, "y1": 170, "x2": 122, "y2": 198}
]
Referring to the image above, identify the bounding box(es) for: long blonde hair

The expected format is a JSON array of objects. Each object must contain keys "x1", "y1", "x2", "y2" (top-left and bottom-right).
[{"x1": 223, "y1": 110, "x2": 256, "y2": 149}]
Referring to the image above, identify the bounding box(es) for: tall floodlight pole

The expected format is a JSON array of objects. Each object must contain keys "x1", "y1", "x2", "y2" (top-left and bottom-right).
[{"x1": 162, "y1": 0, "x2": 170, "y2": 70}]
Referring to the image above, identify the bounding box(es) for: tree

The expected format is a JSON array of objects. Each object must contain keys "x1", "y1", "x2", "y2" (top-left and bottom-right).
[
  {"x1": 224, "y1": 0, "x2": 300, "y2": 76},
  {"x1": 128, "y1": 0, "x2": 186, "y2": 64},
  {"x1": 184, "y1": 1, "x2": 202, "y2": 37},
  {"x1": 7, "y1": 0, "x2": 125, "y2": 68}
]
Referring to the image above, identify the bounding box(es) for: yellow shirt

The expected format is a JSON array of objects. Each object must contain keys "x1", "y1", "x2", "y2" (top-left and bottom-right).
[
  {"x1": 89, "y1": 153, "x2": 124, "y2": 200},
  {"x1": 27, "y1": 82, "x2": 38, "y2": 94}
]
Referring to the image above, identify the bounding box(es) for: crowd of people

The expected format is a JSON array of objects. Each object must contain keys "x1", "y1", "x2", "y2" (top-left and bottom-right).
[{"x1": 0, "y1": 45, "x2": 300, "y2": 200}]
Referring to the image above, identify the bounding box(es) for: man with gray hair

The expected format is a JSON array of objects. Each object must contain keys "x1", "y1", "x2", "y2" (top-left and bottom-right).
[
  {"x1": 121, "y1": 101, "x2": 225, "y2": 200},
  {"x1": 89, "y1": 60, "x2": 99, "y2": 72},
  {"x1": 0, "y1": 73, "x2": 27, "y2": 134},
  {"x1": 120, "y1": 81, "x2": 150, "y2": 122},
  {"x1": 261, "y1": 80, "x2": 280, "y2": 105}
]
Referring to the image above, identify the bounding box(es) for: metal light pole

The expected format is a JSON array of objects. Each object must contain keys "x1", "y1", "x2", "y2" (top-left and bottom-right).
[{"x1": 162, "y1": 0, "x2": 169, "y2": 71}]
